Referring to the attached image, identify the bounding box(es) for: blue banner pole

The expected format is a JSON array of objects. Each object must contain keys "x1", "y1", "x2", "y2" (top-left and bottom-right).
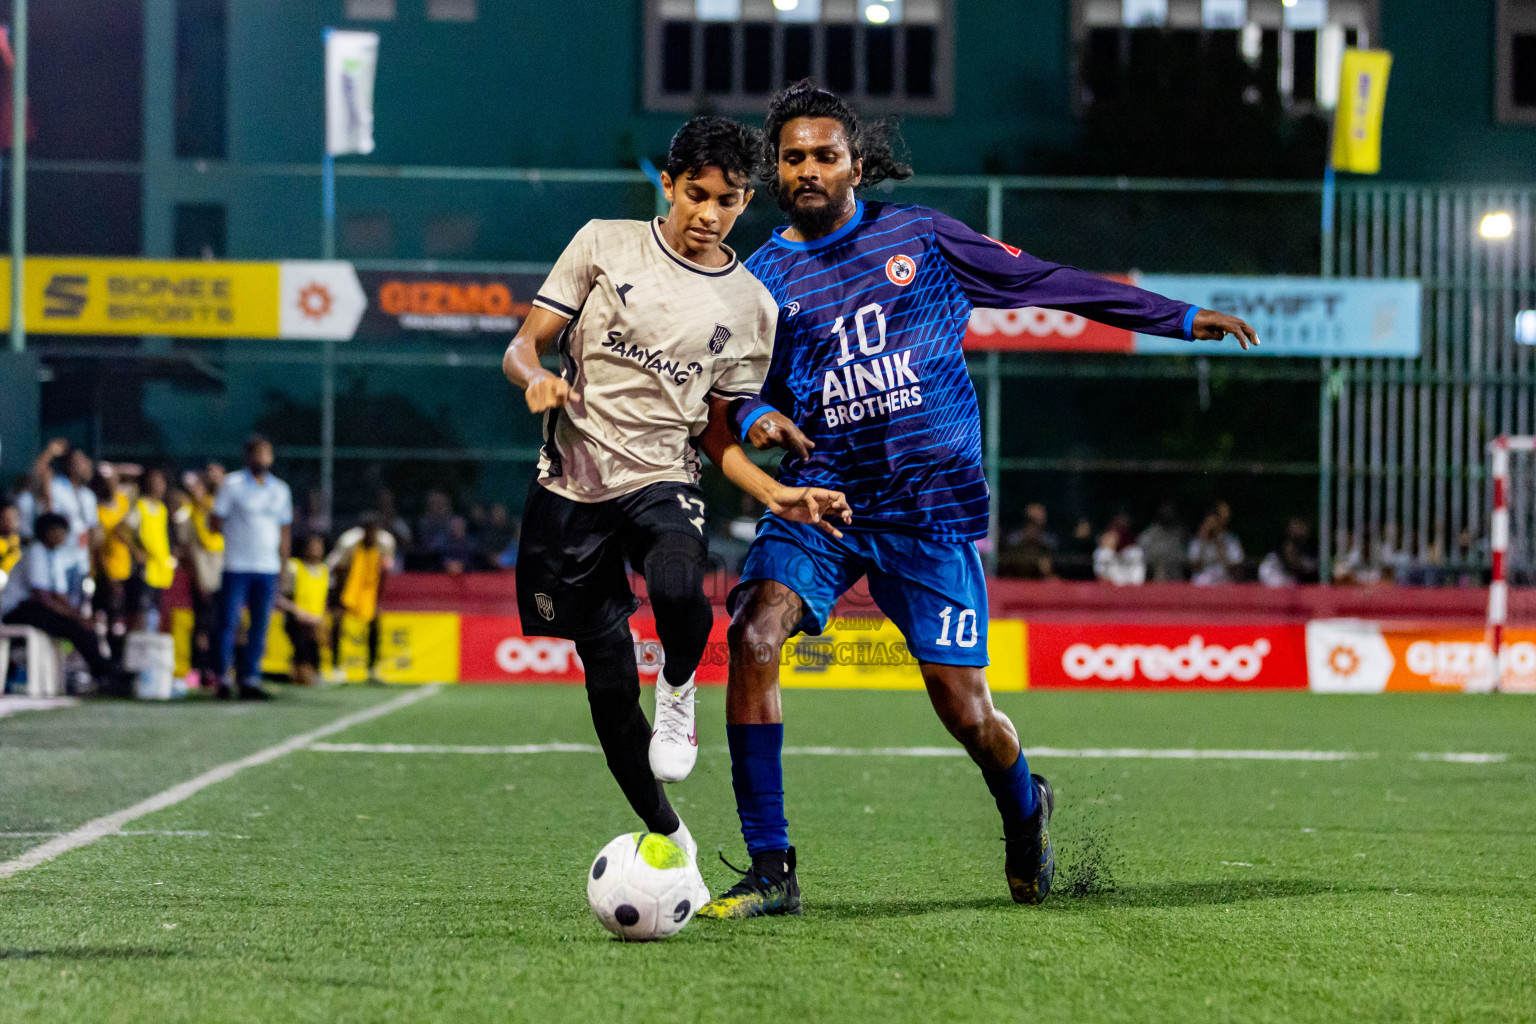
[{"x1": 320, "y1": 28, "x2": 336, "y2": 522}]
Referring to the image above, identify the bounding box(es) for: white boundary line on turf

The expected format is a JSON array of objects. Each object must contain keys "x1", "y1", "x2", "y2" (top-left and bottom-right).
[
  {"x1": 300, "y1": 741, "x2": 1508, "y2": 763},
  {"x1": 0, "y1": 696, "x2": 78, "y2": 719},
  {"x1": 0, "y1": 685, "x2": 442, "y2": 881},
  {"x1": 1415, "y1": 751, "x2": 1508, "y2": 763},
  {"x1": 309, "y1": 741, "x2": 602, "y2": 754}
]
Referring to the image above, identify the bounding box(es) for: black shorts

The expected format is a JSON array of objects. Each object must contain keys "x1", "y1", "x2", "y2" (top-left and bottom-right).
[
  {"x1": 284, "y1": 613, "x2": 321, "y2": 669},
  {"x1": 516, "y1": 479, "x2": 709, "y2": 641},
  {"x1": 125, "y1": 575, "x2": 164, "y2": 617}
]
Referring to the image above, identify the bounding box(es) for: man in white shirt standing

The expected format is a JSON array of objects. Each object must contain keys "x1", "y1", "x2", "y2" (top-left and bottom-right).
[
  {"x1": 210, "y1": 435, "x2": 292, "y2": 700},
  {"x1": 28, "y1": 438, "x2": 100, "y2": 604}
]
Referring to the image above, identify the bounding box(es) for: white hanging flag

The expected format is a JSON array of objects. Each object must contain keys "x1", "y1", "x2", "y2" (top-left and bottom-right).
[{"x1": 325, "y1": 29, "x2": 379, "y2": 157}]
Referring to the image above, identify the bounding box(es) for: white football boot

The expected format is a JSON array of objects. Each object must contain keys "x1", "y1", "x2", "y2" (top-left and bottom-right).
[
  {"x1": 666, "y1": 818, "x2": 711, "y2": 907},
  {"x1": 649, "y1": 673, "x2": 698, "y2": 783}
]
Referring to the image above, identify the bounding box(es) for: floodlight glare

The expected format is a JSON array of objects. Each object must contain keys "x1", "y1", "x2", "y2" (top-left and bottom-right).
[
  {"x1": 1481, "y1": 212, "x2": 1515, "y2": 240},
  {"x1": 773, "y1": 0, "x2": 798, "y2": 10},
  {"x1": 1281, "y1": 0, "x2": 1298, "y2": 6},
  {"x1": 864, "y1": 3, "x2": 891, "y2": 23},
  {"x1": 1517, "y1": 310, "x2": 1536, "y2": 347}
]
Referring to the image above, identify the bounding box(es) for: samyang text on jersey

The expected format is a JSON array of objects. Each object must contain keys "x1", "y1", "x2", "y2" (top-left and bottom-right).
[
  {"x1": 740, "y1": 200, "x2": 1196, "y2": 542},
  {"x1": 531, "y1": 218, "x2": 777, "y2": 503}
]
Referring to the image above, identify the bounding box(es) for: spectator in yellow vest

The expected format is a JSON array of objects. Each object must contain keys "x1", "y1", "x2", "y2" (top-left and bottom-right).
[
  {"x1": 277, "y1": 534, "x2": 329, "y2": 687},
  {"x1": 128, "y1": 467, "x2": 177, "y2": 632},
  {"x1": 93, "y1": 463, "x2": 137, "y2": 658},
  {"x1": 0, "y1": 501, "x2": 22, "y2": 584},
  {"x1": 330, "y1": 514, "x2": 390, "y2": 683},
  {"x1": 175, "y1": 464, "x2": 225, "y2": 689}
]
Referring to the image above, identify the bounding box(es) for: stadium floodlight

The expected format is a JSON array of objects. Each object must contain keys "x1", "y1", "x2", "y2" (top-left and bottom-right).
[
  {"x1": 1517, "y1": 310, "x2": 1536, "y2": 346},
  {"x1": 774, "y1": 0, "x2": 819, "y2": 21},
  {"x1": 1480, "y1": 212, "x2": 1515, "y2": 240},
  {"x1": 695, "y1": 0, "x2": 741, "y2": 20},
  {"x1": 863, "y1": 0, "x2": 900, "y2": 23}
]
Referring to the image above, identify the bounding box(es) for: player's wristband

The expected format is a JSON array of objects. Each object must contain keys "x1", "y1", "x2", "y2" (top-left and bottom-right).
[
  {"x1": 738, "y1": 404, "x2": 775, "y2": 440},
  {"x1": 1182, "y1": 306, "x2": 1199, "y2": 341},
  {"x1": 729, "y1": 395, "x2": 776, "y2": 439}
]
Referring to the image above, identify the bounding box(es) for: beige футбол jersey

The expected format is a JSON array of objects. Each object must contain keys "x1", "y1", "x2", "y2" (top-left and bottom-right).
[{"x1": 530, "y1": 218, "x2": 777, "y2": 503}]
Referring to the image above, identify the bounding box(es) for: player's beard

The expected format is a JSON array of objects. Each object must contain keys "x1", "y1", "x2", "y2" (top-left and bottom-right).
[{"x1": 778, "y1": 178, "x2": 853, "y2": 239}]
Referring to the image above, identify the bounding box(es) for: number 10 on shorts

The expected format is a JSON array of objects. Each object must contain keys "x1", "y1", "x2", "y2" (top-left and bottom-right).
[{"x1": 935, "y1": 606, "x2": 980, "y2": 648}]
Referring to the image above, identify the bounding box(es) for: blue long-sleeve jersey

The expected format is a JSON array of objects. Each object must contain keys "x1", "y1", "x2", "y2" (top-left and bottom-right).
[{"x1": 738, "y1": 200, "x2": 1197, "y2": 542}]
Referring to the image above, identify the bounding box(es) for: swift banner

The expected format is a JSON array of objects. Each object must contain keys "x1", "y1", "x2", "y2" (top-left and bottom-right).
[
  {"x1": 964, "y1": 276, "x2": 1421, "y2": 357},
  {"x1": 1134, "y1": 276, "x2": 1422, "y2": 357},
  {"x1": 0, "y1": 257, "x2": 366, "y2": 340},
  {"x1": 357, "y1": 271, "x2": 541, "y2": 337}
]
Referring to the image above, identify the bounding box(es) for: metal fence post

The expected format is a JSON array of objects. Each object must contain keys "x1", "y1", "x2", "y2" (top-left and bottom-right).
[
  {"x1": 985, "y1": 349, "x2": 1001, "y2": 574},
  {"x1": 8, "y1": 0, "x2": 26, "y2": 354}
]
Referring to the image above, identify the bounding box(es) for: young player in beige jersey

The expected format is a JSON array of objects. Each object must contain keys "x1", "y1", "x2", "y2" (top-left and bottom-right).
[{"x1": 502, "y1": 117, "x2": 848, "y2": 891}]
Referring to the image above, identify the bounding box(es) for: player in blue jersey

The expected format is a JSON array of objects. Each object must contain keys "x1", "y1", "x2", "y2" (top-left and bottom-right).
[{"x1": 695, "y1": 83, "x2": 1259, "y2": 919}]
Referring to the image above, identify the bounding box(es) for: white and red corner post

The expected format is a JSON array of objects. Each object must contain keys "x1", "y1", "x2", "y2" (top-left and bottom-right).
[
  {"x1": 1487, "y1": 435, "x2": 1536, "y2": 692},
  {"x1": 1488, "y1": 437, "x2": 1510, "y2": 693}
]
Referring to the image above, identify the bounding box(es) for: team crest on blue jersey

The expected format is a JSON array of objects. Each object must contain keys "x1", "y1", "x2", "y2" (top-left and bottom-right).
[
  {"x1": 709, "y1": 323, "x2": 732, "y2": 354},
  {"x1": 885, "y1": 254, "x2": 917, "y2": 286}
]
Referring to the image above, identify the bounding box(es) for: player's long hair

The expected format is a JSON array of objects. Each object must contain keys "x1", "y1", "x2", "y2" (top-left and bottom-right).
[{"x1": 760, "y1": 80, "x2": 913, "y2": 191}]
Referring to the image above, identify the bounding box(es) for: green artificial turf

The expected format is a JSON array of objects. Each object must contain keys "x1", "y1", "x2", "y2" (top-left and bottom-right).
[{"x1": 1, "y1": 685, "x2": 1533, "y2": 1023}]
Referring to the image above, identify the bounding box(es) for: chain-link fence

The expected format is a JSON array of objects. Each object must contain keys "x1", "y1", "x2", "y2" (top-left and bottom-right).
[{"x1": 25, "y1": 162, "x2": 1346, "y2": 558}]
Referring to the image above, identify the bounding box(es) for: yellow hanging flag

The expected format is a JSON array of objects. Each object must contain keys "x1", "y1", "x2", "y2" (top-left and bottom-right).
[{"x1": 1331, "y1": 49, "x2": 1393, "y2": 174}]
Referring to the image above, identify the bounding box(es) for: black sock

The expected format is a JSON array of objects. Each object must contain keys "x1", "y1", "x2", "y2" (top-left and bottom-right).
[
  {"x1": 643, "y1": 531, "x2": 713, "y2": 688},
  {"x1": 576, "y1": 622, "x2": 679, "y2": 836}
]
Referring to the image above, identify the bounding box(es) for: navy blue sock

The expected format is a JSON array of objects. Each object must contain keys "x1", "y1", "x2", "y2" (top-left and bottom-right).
[
  {"x1": 726, "y1": 723, "x2": 788, "y2": 854},
  {"x1": 982, "y1": 748, "x2": 1040, "y2": 838}
]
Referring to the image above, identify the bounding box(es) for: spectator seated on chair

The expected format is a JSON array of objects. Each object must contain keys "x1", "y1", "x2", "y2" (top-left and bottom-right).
[
  {"x1": 0, "y1": 501, "x2": 22, "y2": 586},
  {"x1": 0, "y1": 512, "x2": 120, "y2": 687}
]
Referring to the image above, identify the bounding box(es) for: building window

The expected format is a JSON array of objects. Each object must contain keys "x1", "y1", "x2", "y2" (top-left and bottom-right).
[
  {"x1": 344, "y1": 0, "x2": 397, "y2": 19},
  {"x1": 427, "y1": 0, "x2": 477, "y2": 22},
  {"x1": 1075, "y1": 0, "x2": 1376, "y2": 114},
  {"x1": 1499, "y1": 0, "x2": 1536, "y2": 124},
  {"x1": 644, "y1": 0, "x2": 952, "y2": 114},
  {"x1": 174, "y1": 203, "x2": 227, "y2": 259},
  {"x1": 423, "y1": 214, "x2": 480, "y2": 257},
  {"x1": 175, "y1": 0, "x2": 227, "y2": 159},
  {"x1": 341, "y1": 213, "x2": 395, "y2": 256}
]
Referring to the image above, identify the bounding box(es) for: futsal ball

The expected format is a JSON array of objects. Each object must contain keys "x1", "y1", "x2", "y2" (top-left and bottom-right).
[{"x1": 587, "y1": 832, "x2": 699, "y2": 941}]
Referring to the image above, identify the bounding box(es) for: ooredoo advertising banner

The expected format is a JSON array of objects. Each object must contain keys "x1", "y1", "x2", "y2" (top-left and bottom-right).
[
  {"x1": 458, "y1": 615, "x2": 730, "y2": 684},
  {"x1": 962, "y1": 306, "x2": 1134, "y2": 353},
  {"x1": 1027, "y1": 622, "x2": 1307, "y2": 689}
]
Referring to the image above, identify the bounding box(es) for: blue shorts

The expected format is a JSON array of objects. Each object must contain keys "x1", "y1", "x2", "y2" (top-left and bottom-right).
[{"x1": 730, "y1": 516, "x2": 990, "y2": 667}]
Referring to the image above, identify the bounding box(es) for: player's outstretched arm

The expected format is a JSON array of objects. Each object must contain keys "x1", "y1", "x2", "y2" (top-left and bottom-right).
[
  {"x1": 702, "y1": 398, "x2": 851, "y2": 538},
  {"x1": 502, "y1": 307, "x2": 573, "y2": 413},
  {"x1": 1190, "y1": 309, "x2": 1260, "y2": 350},
  {"x1": 931, "y1": 210, "x2": 1261, "y2": 349}
]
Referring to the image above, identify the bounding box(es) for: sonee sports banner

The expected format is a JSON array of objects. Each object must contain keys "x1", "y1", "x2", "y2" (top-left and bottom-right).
[{"x1": 0, "y1": 257, "x2": 366, "y2": 340}]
